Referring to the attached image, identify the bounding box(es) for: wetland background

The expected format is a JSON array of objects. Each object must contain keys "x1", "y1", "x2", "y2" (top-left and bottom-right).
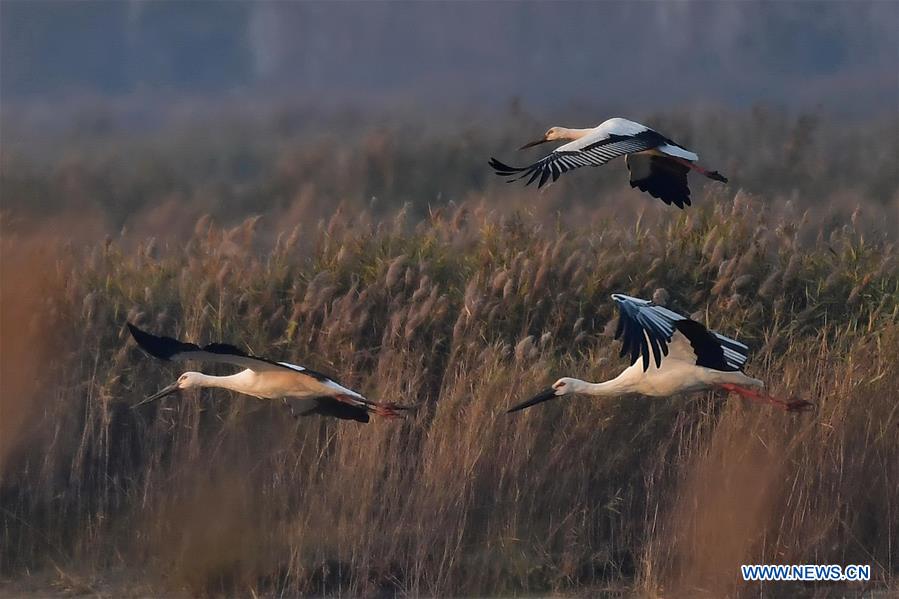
[{"x1": 1, "y1": 2, "x2": 897, "y2": 596}]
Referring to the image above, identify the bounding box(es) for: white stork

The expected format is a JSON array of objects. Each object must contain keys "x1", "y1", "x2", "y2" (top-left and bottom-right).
[
  {"x1": 507, "y1": 294, "x2": 813, "y2": 414},
  {"x1": 489, "y1": 118, "x2": 727, "y2": 208},
  {"x1": 127, "y1": 323, "x2": 410, "y2": 423}
]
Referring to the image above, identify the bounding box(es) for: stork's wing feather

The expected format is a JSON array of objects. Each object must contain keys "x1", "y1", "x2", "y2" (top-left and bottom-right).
[
  {"x1": 613, "y1": 294, "x2": 684, "y2": 370},
  {"x1": 626, "y1": 154, "x2": 692, "y2": 209},
  {"x1": 127, "y1": 323, "x2": 336, "y2": 382},
  {"x1": 672, "y1": 320, "x2": 748, "y2": 372},
  {"x1": 611, "y1": 295, "x2": 748, "y2": 372},
  {"x1": 490, "y1": 130, "x2": 667, "y2": 189},
  {"x1": 283, "y1": 397, "x2": 370, "y2": 423}
]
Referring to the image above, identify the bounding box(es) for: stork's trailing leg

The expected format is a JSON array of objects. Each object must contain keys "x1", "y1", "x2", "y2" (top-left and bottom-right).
[
  {"x1": 669, "y1": 156, "x2": 727, "y2": 183},
  {"x1": 334, "y1": 394, "x2": 407, "y2": 420},
  {"x1": 372, "y1": 403, "x2": 404, "y2": 419},
  {"x1": 719, "y1": 383, "x2": 813, "y2": 412},
  {"x1": 690, "y1": 163, "x2": 727, "y2": 183}
]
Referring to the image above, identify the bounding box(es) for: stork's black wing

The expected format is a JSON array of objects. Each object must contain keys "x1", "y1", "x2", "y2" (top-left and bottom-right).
[
  {"x1": 626, "y1": 153, "x2": 692, "y2": 209},
  {"x1": 673, "y1": 320, "x2": 748, "y2": 372},
  {"x1": 126, "y1": 322, "x2": 334, "y2": 382},
  {"x1": 611, "y1": 294, "x2": 749, "y2": 372},
  {"x1": 490, "y1": 131, "x2": 667, "y2": 189},
  {"x1": 282, "y1": 398, "x2": 370, "y2": 423}
]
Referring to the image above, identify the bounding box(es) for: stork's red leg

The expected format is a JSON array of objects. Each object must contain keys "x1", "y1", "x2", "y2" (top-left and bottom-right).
[
  {"x1": 335, "y1": 394, "x2": 405, "y2": 419},
  {"x1": 671, "y1": 156, "x2": 727, "y2": 183},
  {"x1": 373, "y1": 403, "x2": 403, "y2": 419},
  {"x1": 719, "y1": 383, "x2": 814, "y2": 413}
]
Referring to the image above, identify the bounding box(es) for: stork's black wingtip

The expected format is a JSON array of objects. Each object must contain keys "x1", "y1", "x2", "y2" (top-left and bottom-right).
[
  {"x1": 126, "y1": 322, "x2": 147, "y2": 341},
  {"x1": 489, "y1": 157, "x2": 516, "y2": 177},
  {"x1": 127, "y1": 322, "x2": 178, "y2": 361}
]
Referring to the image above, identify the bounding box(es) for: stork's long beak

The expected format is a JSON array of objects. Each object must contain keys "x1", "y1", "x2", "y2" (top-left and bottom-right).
[
  {"x1": 133, "y1": 381, "x2": 179, "y2": 408},
  {"x1": 507, "y1": 387, "x2": 558, "y2": 413},
  {"x1": 519, "y1": 137, "x2": 550, "y2": 150}
]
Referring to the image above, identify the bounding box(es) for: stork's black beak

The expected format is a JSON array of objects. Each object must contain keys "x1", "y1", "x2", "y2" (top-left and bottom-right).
[
  {"x1": 507, "y1": 386, "x2": 558, "y2": 413},
  {"x1": 519, "y1": 137, "x2": 550, "y2": 150},
  {"x1": 133, "y1": 381, "x2": 179, "y2": 408}
]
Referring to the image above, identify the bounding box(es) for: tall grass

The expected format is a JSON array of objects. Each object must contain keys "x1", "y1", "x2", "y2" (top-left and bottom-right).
[
  {"x1": 1, "y1": 188, "x2": 896, "y2": 595},
  {"x1": 3, "y1": 105, "x2": 897, "y2": 232}
]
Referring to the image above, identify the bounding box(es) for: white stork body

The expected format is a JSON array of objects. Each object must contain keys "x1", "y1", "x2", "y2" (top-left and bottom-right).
[
  {"x1": 168, "y1": 368, "x2": 362, "y2": 402},
  {"x1": 552, "y1": 119, "x2": 698, "y2": 161},
  {"x1": 508, "y1": 295, "x2": 812, "y2": 414},
  {"x1": 127, "y1": 323, "x2": 408, "y2": 423},
  {"x1": 490, "y1": 118, "x2": 727, "y2": 208}
]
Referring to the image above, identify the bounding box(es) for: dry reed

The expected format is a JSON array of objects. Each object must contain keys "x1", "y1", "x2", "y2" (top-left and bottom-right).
[{"x1": 1, "y1": 187, "x2": 896, "y2": 596}]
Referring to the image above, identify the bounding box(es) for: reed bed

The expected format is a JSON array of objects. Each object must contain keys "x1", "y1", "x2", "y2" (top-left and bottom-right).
[
  {"x1": 1, "y1": 189, "x2": 896, "y2": 596},
  {"x1": 3, "y1": 105, "x2": 897, "y2": 233}
]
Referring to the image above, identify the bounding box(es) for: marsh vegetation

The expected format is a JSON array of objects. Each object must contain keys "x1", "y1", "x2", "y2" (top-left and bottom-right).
[{"x1": 1, "y1": 108, "x2": 897, "y2": 596}]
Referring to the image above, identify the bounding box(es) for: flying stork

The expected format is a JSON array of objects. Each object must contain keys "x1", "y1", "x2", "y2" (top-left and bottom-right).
[
  {"x1": 127, "y1": 323, "x2": 410, "y2": 423},
  {"x1": 489, "y1": 118, "x2": 727, "y2": 208},
  {"x1": 507, "y1": 294, "x2": 813, "y2": 414}
]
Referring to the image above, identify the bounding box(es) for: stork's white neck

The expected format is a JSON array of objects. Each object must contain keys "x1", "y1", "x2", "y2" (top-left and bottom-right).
[
  {"x1": 572, "y1": 373, "x2": 632, "y2": 397},
  {"x1": 187, "y1": 371, "x2": 256, "y2": 394},
  {"x1": 557, "y1": 127, "x2": 593, "y2": 141}
]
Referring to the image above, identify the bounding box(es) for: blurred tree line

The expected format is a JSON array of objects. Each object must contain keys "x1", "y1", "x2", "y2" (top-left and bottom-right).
[
  {"x1": 2, "y1": 1, "x2": 896, "y2": 116},
  {"x1": 1, "y1": 1, "x2": 251, "y2": 96}
]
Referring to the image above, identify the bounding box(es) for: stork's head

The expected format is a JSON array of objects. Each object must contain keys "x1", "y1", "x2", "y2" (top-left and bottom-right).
[
  {"x1": 519, "y1": 126, "x2": 568, "y2": 150},
  {"x1": 551, "y1": 377, "x2": 582, "y2": 395},
  {"x1": 133, "y1": 372, "x2": 204, "y2": 408},
  {"x1": 507, "y1": 377, "x2": 583, "y2": 413}
]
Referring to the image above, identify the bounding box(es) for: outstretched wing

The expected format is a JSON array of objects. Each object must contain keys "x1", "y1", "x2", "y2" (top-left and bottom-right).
[
  {"x1": 127, "y1": 322, "x2": 336, "y2": 382},
  {"x1": 490, "y1": 130, "x2": 668, "y2": 189},
  {"x1": 611, "y1": 294, "x2": 749, "y2": 372},
  {"x1": 626, "y1": 153, "x2": 692, "y2": 209},
  {"x1": 671, "y1": 321, "x2": 749, "y2": 372}
]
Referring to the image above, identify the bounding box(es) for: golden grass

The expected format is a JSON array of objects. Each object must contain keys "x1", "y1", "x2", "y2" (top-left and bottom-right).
[{"x1": 1, "y1": 186, "x2": 896, "y2": 596}]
